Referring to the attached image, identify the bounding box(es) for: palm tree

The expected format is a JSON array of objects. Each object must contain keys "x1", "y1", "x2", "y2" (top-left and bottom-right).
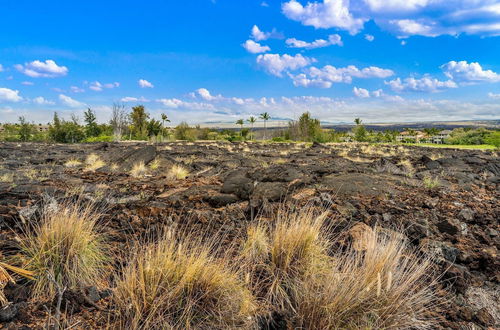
[
  {"x1": 236, "y1": 119, "x2": 244, "y2": 137},
  {"x1": 161, "y1": 113, "x2": 170, "y2": 141},
  {"x1": 260, "y1": 112, "x2": 270, "y2": 140},
  {"x1": 354, "y1": 118, "x2": 362, "y2": 126},
  {"x1": 247, "y1": 116, "x2": 257, "y2": 140}
]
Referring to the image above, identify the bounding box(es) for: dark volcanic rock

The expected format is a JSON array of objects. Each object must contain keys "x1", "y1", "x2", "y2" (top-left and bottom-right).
[
  {"x1": 205, "y1": 194, "x2": 239, "y2": 207},
  {"x1": 221, "y1": 170, "x2": 254, "y2": 199}
]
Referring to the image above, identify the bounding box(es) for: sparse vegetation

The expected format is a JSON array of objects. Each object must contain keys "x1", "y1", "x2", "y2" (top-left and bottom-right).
[
  {"x1": 64, "y1": 159, "x2": 82, "y2": 168},
  {"x1": 423, "y1": 176, "x2": 440, "y2": 189},
  {"x1": 167, "y1": 165, "x2": 189, "y2": 180},
  {"x1": 114, "y1": 230, "x2": 256, "y2": 329},
  {"x1": 130, "y1": 161, "x2": 148, "y2": 178},
  {"x1": 84, "y1": 153, "x2": 105, "y2": 171},
  {"x1": 19, "y1": 201, "x2": 107, "y2": 298}
]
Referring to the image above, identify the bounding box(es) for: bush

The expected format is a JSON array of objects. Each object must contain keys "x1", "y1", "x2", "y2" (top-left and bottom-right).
[
  {"x1": 174, "y1": 122, "x2": 196, "y2": 141},
  {"x1": 19, "y1": 201, "x2": 107, "y2": 298},
  {"x1": 83, "y1": 135, "x2": 114, "y2": 143},
  {"x1": 114, "y1": 230, "x2": 256, "y2": 329},
  {"x1": 446, "y1": 128, "x2": 492, "y2": 145},
  {"x1": 485, "y1": 131, "x2": 500, "y2": 148}
]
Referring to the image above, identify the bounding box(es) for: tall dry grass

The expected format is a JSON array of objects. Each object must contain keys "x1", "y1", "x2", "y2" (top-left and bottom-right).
[
  {"x1": 19, "y1": 201, "x2": 107, "y2": 298},
  {"x1": 113, "y1": 230, "x2": 256, "y2": 329},
  {"x1": 241, "y1": 207, "x2": 438, "y2": 329}
]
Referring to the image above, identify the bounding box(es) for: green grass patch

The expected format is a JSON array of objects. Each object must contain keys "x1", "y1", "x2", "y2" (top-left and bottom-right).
[{"x1": 404, "y1": 143, "x2": 496, "y2": 150}]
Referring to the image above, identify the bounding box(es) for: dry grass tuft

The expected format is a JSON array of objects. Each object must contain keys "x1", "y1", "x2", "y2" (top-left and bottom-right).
[
  {"x1": 241, "y1": 207, "x2": 438, "y2": 329},
  {"x1": 84, "y1": 153, "x2": 105, "y2": 172},
  {"x1": 398, "y1": 159, "x2": 415, "y2": 177},
  {"x1": 295, "y1": 226, "x2": 438, "y2": 329},
  {"x1": 64, "y1": 159, "x2": 82, "y2": 168},
  {"x1": 149, "y1": 158, "x2": 161, "y2": 170},
  {"x1": 19, "y1": 201, "x2": 107, "y2": 298},
  {"x1": 167, "y1": 165, "x2": 189, "y2": 180},
  {"x1": 114, "y1": 230, "x2": 256, "y2": 329},
  {"x1": 130, "y1": 162, "x2": 148, "y2": 178},
  {"x1": 0, "y1": 173, "x2": 14, "y2": 183},
  {"x1": 423, "y1": 176, "x2": 440, "y2": 189}
]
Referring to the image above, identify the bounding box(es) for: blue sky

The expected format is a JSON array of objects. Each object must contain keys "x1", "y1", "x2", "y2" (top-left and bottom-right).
[{"x1": 1, "y1": 0, "x2": 500, "y2": 124}]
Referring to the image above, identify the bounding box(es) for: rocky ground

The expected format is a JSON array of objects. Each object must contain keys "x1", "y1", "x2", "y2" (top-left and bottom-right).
[{"x1": 0, "y1": 141, "x2": 498, "y2": 329}]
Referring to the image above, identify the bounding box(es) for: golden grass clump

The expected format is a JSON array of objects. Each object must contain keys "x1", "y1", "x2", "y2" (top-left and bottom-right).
[
  {"x1": 295, "y1": 226, "x2": 438, "y2": 329},
  {"x1": 64, "y1": 159, "x2": 82, "y2": 168},
  {"x1": 114, "y1": 230, "x2": 256, "y2": 329},
  {"x1": 167, "y1": 164, "x2": 189, "y2": 180},
  {"x1": 130, "y1": 161, "x2": 148, "y2": 178},
  {"x1": 241, "y1": 209, "x2": 331, "y2": 313},
  {"x1": 149, "y1": 158, "x2": 161, "y2": 170},
  {"x1": 19, "y1": 202, "x2": 107, "y2": 298},
  {"x1": 0, "y1": 173, "x2": 14, "y2": 183},
  {"x1": 423, "y1": 176, "x2": 440, "y2": 189},
  {"x1": 241, "y1": 207, "x2": 438, "y2": 329},
  {"x1": 84, "y1": 153, "x2": 105, "y2": 172}
]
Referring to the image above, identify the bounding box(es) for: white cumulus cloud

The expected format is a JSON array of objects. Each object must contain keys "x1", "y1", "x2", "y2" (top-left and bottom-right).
[
  {"x1": 59, "y1": 94, "x2": 85, "y2": 108},
  {"x1": 121, "y1": 96, "x2": 150, "y2": 102},
  {"x1": 286, "y1": 34, "x2": 343, "y2": 49},
  {"x1": 256, "y1": 53, "x2": 315, "y2": 77},
  {"x1": 282, "y1": 0, "x2": 365, "y2": 34},
  {"x1": 251, "y1": 25, "x2": 282, "y2": 41},
  {"x1": 291, "y1": 64, "x2": 394, "y2": 88},
  {"x1": 242, "y1": 40, "x2": 271, "y2": 54},
  {"x1": 0, "y1": 88, "x2": 22, "y2": 102},
  {"x1": 15, "y1": 60, "x2": 68, "y2": 78},
  {"x1": 488, "y1": 92, "x2": 500, "y2": 99},
  {"x1": 386, "y1": 76, "x2": 457, "y2": 92},
  {"x1": 138, "y1": 79, "x2": 154, "y2": 88},
  {"x1": 32, "y1": 97, "x2": 55, "y2": 105},
  {"x1": 89, "y1": 81, "x2": 120, "y2": 92},
  {"x1": 353, "y1": 87, "x2": 370, "y2": 98},
  {"x1": 441, "y1": 60, "x2": 500, "y2": 83}
]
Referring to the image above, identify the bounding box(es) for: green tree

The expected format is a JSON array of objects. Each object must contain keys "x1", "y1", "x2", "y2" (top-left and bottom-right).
[
  {"x1": 174, "y1": 122, "x2": 196, "y2": 141},
  {"x1": 259, "y1": 112, "x2": 270, "y2": 140},
  {"x1": 48, "y1": 112, "x2": 85, "y2": 143},
  {"x1": 18, "y1": 116, "x2": 34, "y2": 142},
  {"x1": 130, "y1": 105, "x2": 149, "y2": 139},
  {"x1": 247, "y1": 116, "x2": 257, "y2": 140},
  {"x1": 83, "y1": 108, "x2": 101, "y2": 138},
  {"x1": 236, "y1": 119, "x2": 244, "y2": 137},
  {"x1": 353, "y1": 118, "x2": 367, "y2": 142},
  {"x1": 160, "y1": 113, "x2": 171, "y2": 140},
  {"x1": 147, "y1": 119, "x2": 162, "y2": 137},
  {"x1": 485, "y1": 131, "x2": 500, "y2": 148}
]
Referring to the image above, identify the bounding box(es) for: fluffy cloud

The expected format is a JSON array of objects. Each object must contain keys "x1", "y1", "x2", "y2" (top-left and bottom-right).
[
  {"x1": 121, "y1": 96, "x2": 150, "y2": 102},
  {"x1": 281, "y1": 0, "x2": 500, "y2": 37},
  {"x1": 256, "y1": 53, "x2": 314, "y2": 77},
  {"x1": 32, "y1": 97, "x2": 55, "y2": 105},
  {"x1": 286, "y1": 34, "x2": 343, "y2": 49},
  {"x1": 0, "y1": 88, "x2": 22, "y2": 102},
  {"x1": 251, "y1": 25, "x2": 282, "y2": 41},
  {"x1": 89, "y1": 81, "x2": 120, "y2": 92},
  {"x1": 488, "y1": 92, "x2": 500, "y2": 99},
  {"x1": 386, "y1": 76, "x2": 457, "y2": 92},
  {"x1": 156, "y1": 98, "x2": 215, "y2": 110},
  {"x1": 441, "y1": 61, "x2": 500, "y2": 83},
  {"x1": 242, "y1": 40, "x2": 271, "y2": 54},
  {"x1": 59, "y1": 94, "x2": 85, "y2": 108},
  {"x1": 15, "y1": 60, "x2": 68, "y2": 78},
  {"x1": 291, "y1": 64, "x2": 394, "y2": 88},
  {"x1": 282, "y1": 0, "x2": 365, "y2": 34},
  {"x1": 353, "y1": 87, "x2": 370, "y2": 98},
  {"x1": 138, "y1": 79, "x2": 154, "y2": 88}
]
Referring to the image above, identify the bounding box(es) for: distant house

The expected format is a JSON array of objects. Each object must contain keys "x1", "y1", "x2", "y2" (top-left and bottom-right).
[
  {"x1": 396, "y1": 130, "x2": 428, "y2": 143},
  {"x1": 432, "y1": 130, "x2": 452, "y2": 144},
  {"x1": 35, "y1": 124, "x2": 50, "y2": 132}
]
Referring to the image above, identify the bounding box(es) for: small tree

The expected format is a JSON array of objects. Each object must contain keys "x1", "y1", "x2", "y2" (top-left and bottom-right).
[
  {"x1": 247, "y1": 116, "x2": 257, "y2": 140},
  {"x1": 18, "y1": 116, "x2": 34, "y2": 142},
  {"x1": 353, "y1": 118, "x2": 367, "y2": 142},
  {"x1": 236, "y1": 119, "x2": 244, "y2": 137},
  {"x1": 130, "y1": 105, "x2": 149, "y2": 140},
  {"x1": 160, "y1": 113, "x2": 171, "y2": 140},
  {"x1": 84, "y1": 108, "x2": 101, "y2": 138},
  {"x1": 110, "y1": 103, "x2": 127, "y2": 141},
  {"x1": 260, "y1": 112, "x2": 270, "y2": 140}
]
